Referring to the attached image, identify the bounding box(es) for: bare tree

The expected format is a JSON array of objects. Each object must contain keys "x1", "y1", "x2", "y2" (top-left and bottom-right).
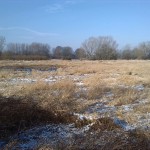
[
  {"x1": 75, "y1": 48, "x2": 86, "y2": 60},
  {"x1": 62, "y1": 46, "x2": 73, "y2": 60},
  {"x1": 4, "y1": 42, "x2": 51, "y2": 60},
  {"x1": 0, "y1": 36, "x2": 6, "y2": 56},
  {"x1": 81, "y1": 37, "x2": 98, "y2": 59},
  {"x1": 82, "y1": 36, "x2": 118, "y2": 60},
  {"x1": 53, "y1": 46, "x2": 63, "y2": 59},
  {"x1": 95, "y1": 36, "x2": 118, "y2": 60},
  {"x1": 136, "y1": 42, "x2": 150, "y2": 59},
  {"x1": 121, "y1": 44, "x2": 134, "y2": 59}
]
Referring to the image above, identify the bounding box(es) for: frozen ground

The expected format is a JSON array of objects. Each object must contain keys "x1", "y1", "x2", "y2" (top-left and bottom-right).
[
  {"x1": 0, "y1": 72, "x2": 149, "y2": 149},
  {"x1": 0, "y1": 124, "x2": 92, "y2": 150}
]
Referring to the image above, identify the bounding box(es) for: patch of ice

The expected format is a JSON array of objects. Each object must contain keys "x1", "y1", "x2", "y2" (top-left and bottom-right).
[
  {"x1": 114, "y1": 118, "x2": 135, "y2": 131},
  {"x1": 133, "y1": 85, "x2": 144, "y2": 91}
]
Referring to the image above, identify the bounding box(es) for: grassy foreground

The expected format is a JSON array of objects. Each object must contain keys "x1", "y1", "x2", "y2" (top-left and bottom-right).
[{"x1": 0, "y1": 60, "x2": 150, "y2": 149}]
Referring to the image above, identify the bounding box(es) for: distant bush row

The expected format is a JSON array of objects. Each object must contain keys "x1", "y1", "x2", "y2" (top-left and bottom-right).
[{"x1": 1, "y1": 36, "x2": 150, "y2": 60}]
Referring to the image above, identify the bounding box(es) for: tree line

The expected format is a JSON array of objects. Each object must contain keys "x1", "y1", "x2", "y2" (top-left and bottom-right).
[{"x1": 0, "y1": 35, "x2": 150, "y2": 60}]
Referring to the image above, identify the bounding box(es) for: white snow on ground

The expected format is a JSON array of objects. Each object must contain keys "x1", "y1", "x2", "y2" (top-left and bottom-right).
[
  {"x1": 118, "y1": 84, "x2": 144, "y2": 91},
  {"x1": 73, "y1": 113, "x2": 94, "y2": 120},
  {"x1": 122, "y1": 105, "x2": 134, "y2": 111},
  {"x1": 136, "y1": 99, "x2": 149, "y2": 104},
  {"x1": 76, "y1": 81, "x2": 84, "y2": 86},
  {"x1": 0, "y1": 123, "x2": 94, "y2": 150},
  {"x1": 8, "y1": 74, "x2": 89, "y2": 85},
  {"x1": 0, "y1": 114, "x2": 140, "y2": 150},
  {"x1": 73, "y1": 112, "x2": 136, "y2": 131},
  {"x1": 85, "y1": 102, "x2": 116, "y2": 116},
  {"x1": 44, "y1": 78, "x2": 57, "y2": 83},
  {"x1": 11, "y1": 78, "x2": 37, "y2": 83},
  {"x1": 113, "y1": 118, "x2": 135, "y2": 131},
  {"x1": 133, "y1": 85, "x2": 144, "y2": 91}
]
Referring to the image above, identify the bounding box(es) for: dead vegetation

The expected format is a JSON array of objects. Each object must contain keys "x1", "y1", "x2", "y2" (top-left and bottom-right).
[
  {"x1": 0, "y1": 80, "x2": 80, "y2": 139},
  {"x1": 0, "y1": 60, "x2": 150, "y2": 149},
  {"x1": 35, "y1": 122, "x2": 150, "y2": 150}
]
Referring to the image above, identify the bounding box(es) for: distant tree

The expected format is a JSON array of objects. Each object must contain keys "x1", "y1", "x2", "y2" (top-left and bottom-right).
[
  {"x1": 21, "y1": 43, "x2": 30, "y2": 55},
  {"x1": 132, "y1": 47, "x2": 143, "y2": 59},
  {"x1": 0, "y1": 36, "x2": 6, "y2": 56},
  {"x1": 29, "y1": 42, "x2": 51, "y2": 58},
  {"x1": 62, "y1": 46, "x2": 73, "y2": 60},
  {"x1": 135, "y1": 42, "x2": 150, "y2": 59},
  {"x1": 3, "y1": 42, "x2": 51, "y2": 60},
  {"x1": 81, "y1": 37, "x2": 98, "y2": 59},
  {"x1": 53, "y1": 46, "x2": 63, "y2": 59},
  {"x1": 121, "y1": 45, "x2": 134, "y2": 59},
  {"x1": 95, "y1": 36, "x2": 118, "y2": 60},
  {"x1": 7, "y1": 43, "x2": 23, "y2": 55},
  {"x1": 117, "y1": 49, "x2": 122, "y2": 59},
  {"x1": 82, "y1": 36, "x2": 118, "y2": 60},
  {"x1": 75, "y1": 48, "x2": 86, "y2": 60}
]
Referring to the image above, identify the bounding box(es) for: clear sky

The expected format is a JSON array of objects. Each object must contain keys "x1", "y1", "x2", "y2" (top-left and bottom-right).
[{"x1": 0, "y1": 0, "x2": 150, "y2": 49}]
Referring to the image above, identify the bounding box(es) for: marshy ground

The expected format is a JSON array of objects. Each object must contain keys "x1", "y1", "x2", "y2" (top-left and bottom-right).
[{"x1": 0, "y1": 60, "x2": 150, "y2": 149}]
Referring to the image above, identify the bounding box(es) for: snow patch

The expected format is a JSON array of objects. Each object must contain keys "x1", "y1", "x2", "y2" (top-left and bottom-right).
[
  {"x1": 133, "y1": 85, "x2": 144, "y2": 91},
  {"x1": 11, "y1": 78, "x2": 36, "y2": 83},
  {"x1": 122, "y1": 105, "x2": 133, "y2": 111},
  {"x1": 76, "y1": 82, "x2": 84, "y2": 86},
  {"x1": 114, "y1": 118, "x2": 135, "y2": 131},
  {"x1": 2, "y1": 123, "x2": 91, "y2": 149},
  {"x1": 44, "y1": 78, "x2": 57, "y2": 83},
  {"x1": 86, "y1": 102, "x2": 116, "y2": 116},
  {"x1": 74, "y1": 113, "x2": 94, "y2": 120}
]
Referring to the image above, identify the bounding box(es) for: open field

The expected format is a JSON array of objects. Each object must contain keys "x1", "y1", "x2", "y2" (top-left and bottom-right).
[{"x1": 0, "y1": 60, "x2": 150, "y2": 149}]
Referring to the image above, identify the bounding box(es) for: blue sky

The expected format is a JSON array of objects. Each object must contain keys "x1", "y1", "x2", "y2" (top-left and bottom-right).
[{"x1": 0, "y1": 0, "x2": 150, "y2": 49}]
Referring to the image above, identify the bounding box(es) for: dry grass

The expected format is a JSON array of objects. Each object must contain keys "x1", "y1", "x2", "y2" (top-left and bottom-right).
[
  {"x1": 109, "y1": 87, "x2": 140, "y2": 106},
  {"x1": 35, "y1": 120, "x2": 150, "y2": 150},
  {"x1": 0, "y1": 60, "x2": 150, "y2": 149},
  {"x1": 21, "y1": 80, "x2": 77, "y2": 111},
  {"x1": 87, "y1": 82, "x2": 111, "y2": 100},
  {"x1": 0, "y1": 80, "x2": 80, "y2": 139},
  {"x1": 133, "y1": 103, "x2": 150, "y2": 114},
  {"x1": 0, "y1": 70, "x2": 26, "y2": 79}
]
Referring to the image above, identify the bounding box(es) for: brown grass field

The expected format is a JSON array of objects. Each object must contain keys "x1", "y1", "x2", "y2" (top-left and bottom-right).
[{"x1": 0, "y1": 60, "x2": 150, "y2": 149}]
